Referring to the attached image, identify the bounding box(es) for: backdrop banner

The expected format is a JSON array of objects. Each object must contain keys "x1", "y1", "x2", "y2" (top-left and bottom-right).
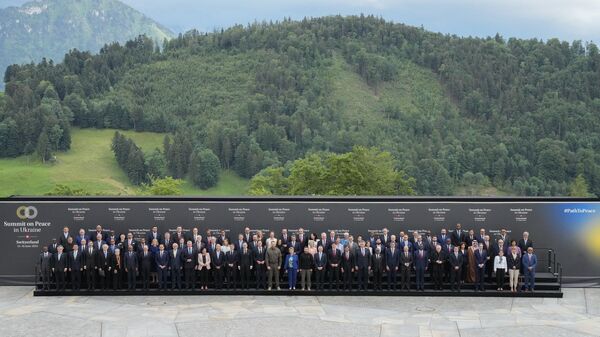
[{"x1": 1, "y1": 197, "x2": 598, "y2": 286}]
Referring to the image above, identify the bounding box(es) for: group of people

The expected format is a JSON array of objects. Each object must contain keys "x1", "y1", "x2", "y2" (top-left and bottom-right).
[{"x1": 37, "y1": 223, "x2": 538, "y2": 293}]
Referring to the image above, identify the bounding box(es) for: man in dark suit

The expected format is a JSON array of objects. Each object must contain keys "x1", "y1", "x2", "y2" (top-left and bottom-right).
[
  {"x1": 380, "y1": 228, "x2": 390, "y2": 247},
  {"x1": 82, "y1": 241, "x2": 96, "y2": 290},
  {"x1": 414, "y1": 247, "x2": 428, "y2": 291},
  {"x1": 39, "y1": 246, "x2": 53, "y2": 290},
  {"x1": 437, "y1": 229, "x2": 449, "y2": 247},
  {"x1": 355, "y1": 241, "x2": 371, "y2": 291},
  {"x1": 59, "y1": 226, "x2": 72, "y2": 248},
  {"x1": 212, "y1": 244, "x2": 225, "y2": 289},
  {"x1": 216, "y1": 230, "x2": 229, "y2": 246},
  {"x1": 328, "y1": 243, "x2": 341, "y2": 290},
  {"x1": 140, "y1": 245, "x2": 153, "y2": 290},
  {"x1": 451, "y1": 223, "x2": 464, "y2": 247},
  {"x1": 124, "y1": 245, "x2": 138, "y2": 290},
  {"x1": 385, "y1": 242, "x2": 400, "y2": 290},
  {"x1": 297, "y1": 228, "x2": 307, "y2": 248},
  {"x1": 155, "y1": 244, "x2": 170, "y2": 289},
  {"x1": 48, "y1": 238, "x2": 59, "y2": 254},
  {"x1": 253, "y1": 241, "x2": 266, "y2": 289},
  {"x1": 147, "y1": 226, "x2": 160, "y2": 245},
  {"x1": 68, "y1": 244, "x2": 83, "y2": 290},
  {"x1": 96, "y1": 244, "x2": 111, "y2": 290},
  {"x1": 91, "y1": 225, "x2": 107, "y2": 242},
  {"x1": 522, "y1": 247, "x2": 537, "y2": 291},
  {"x1": 475, "y1": 243, "x2": 487, "y2": 291},
  {"x1": 170, "y1": 243, "x2": 183, "y2": 290},
  {"x1": 518, "y1": 232, "x2": 533, "y2": 254},
  {"x1": 51, "y1": 245, "x2": 67, "y2": 291},
  {"x1": 235, "y1": 234, "x2": 245, "y2": 252},
  {"x1": 182, "y1": 241, "x2": 197, "y2": 290},
  {"x1": 498, "y1": 228, "x2": 510, "y2": 246},
  {"x1": 371, "y1": 247, "x2": 385, "y2": 290},
  {"x1": 400, "y1": 246, "x2": 413, "y2": 290},
  {"x1": 75, "y1": 229, "x2": 88, "y2": 247},
  {"x1": 172, "y1": 226, "x2": 187, "y2": 245},
  {"x1": 314, "y1": 245, "x2": 328, "y2": 290},
  {"x1": 238, "y1": 242, "x2": 253, "y2": 289},
  {"x1": 288, "y1": 235, "x2": 301, "y2": 254},
  {"x1": 340, "y1": 245, "x2": 355, "y2": 291},
  {"x1": 448, "y1": 246, "x2": 463, "y2": 292},
  {"x1": 225, "y1": 243, "x2": 238, "y2": 289}
]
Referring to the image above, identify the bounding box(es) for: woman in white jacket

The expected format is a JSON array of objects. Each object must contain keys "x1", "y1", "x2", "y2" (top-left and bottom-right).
[{"x1": 493, "y1": 250, "x2": 507, "y2": 291}]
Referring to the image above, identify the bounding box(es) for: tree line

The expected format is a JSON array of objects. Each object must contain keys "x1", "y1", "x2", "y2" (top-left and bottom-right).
[{"x1": 2, "y1": 16, "x2": 600, "y2": 196}]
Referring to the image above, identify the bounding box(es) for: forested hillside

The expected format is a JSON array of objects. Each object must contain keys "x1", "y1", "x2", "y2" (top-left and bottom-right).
[
  {"x1": 2, "y1": 15, "x2": 599, "y2": 196},
  {"x1": 0, "y1": 0, "x2": 172, "y2": 90}
]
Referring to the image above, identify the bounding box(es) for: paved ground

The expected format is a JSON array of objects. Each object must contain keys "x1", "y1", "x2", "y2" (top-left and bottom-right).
[{"x1": 0, "y1": 287, "x2": 598, "y2": 337}]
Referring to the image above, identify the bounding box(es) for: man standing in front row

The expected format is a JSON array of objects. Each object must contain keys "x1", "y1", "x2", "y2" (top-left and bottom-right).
[
  {"x1": 39, "y1": 246, "x2": 53, "y2": 290},
  {"x1": 266, "y1": 240, "x2": 282, "y2": 290},
  {"x1": 355, "y1": 240, "x2": 371, "y2": 290},
  {"x1": 448, "y1": 245, "x2": 463, "y2": 292},
  {"x1": 124, "y1": 244, "x2": 138, "y2": 290},
  {"x1": 68, "y1": 243, "x2": 83, "y2": 290},
  {"x1": 522, "y1": 247, "x2": 537, "y2": 292},
  {"x1": 52, "y1": 245, "x2": 67, "y2": 291},
  {"x1": 155, "y1": 244, "x2": 169, "y2": 289}
]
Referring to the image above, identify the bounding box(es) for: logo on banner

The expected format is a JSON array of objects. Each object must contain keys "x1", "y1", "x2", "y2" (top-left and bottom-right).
[{"x1": 16, "y1": 206, "x2": 38, "y2": 220}]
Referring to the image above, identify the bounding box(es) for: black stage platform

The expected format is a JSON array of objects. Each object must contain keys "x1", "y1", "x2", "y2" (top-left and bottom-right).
[
  {"x1": 34, "y1": 272, "x2": 563, "y2": 297},
  {"x1": 33, "y1": 288, "x2": 563, "y2": 298}
]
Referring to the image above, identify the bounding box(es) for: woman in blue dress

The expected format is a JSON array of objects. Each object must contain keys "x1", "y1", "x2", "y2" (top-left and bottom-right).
[{"x1": 285, "y1": 246, "x2": 299, "y2": 290}]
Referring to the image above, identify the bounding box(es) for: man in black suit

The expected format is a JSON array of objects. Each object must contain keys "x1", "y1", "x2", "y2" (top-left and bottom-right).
[
  {"x1": 451, "y1": 223, "x2": 464, "y2": 247},
  {"x1": 182, "y1": 241, "x2": 197, "y2": 290},
  {"x1": 253, "y1": 241, "x2": 266, "y2": 289},
  {"x1": 58, "y1": 226, "x2": 72, "y2": 248},
  {"x1": 48, "y1": 238, "x2": 59, "y2": 254},
  {"x1": 124, "y1": 245, "x2": 138, "y2": 290},
  {"x1": 212, "y1": 244, "x2": 225, "y2": 289},
  {"x1": 328, "y1": 243, "x2": 341, "y2": 290},
  {"x1": 39, "y1": 246, "x2": 53, "y2": 290},
  {"x1": 170, "y1": 243, "x2": 183, "y2": 290},
  {"x1": 518, "y1": 231, "x2": 533, "y2": 253},
  {"x1": 238, "y1": 242, "x2": 253, "y2": 289},
  {"x1": 147, "y1": 226, "x2": 160, "y2": 245},
  {"x1": 448, "y1": 246, "x2": 463, "y2": 292},
  {"x1": 225, "y1": 243, "x2": 238, "y2": 289},
  {"x1": 140, "y1": 245, "x2": 153, "y2": 290},
  {"x1": 173, "y1": 226, "x2": 187, "y2": 245},
  {"x1": 91, "y1": 225, "x2": 107, "y2": 242},
  {"x1": 385, "y1": 242, "x2": 400, "y2": 290},
  {"x1": 297, "y1": 228, "x2": 307, "y2": 248},
  {"x1": 83, "y1": 240, "x2": 96, "y2": 290},
  {"x1": 371, "y1": 247, "x2": 385, "y2": 290},
  {"x1": 355, "y1": 241, "x2": 371, "y2": 291},
  {"x1": 68, "y1": 244, "x2": 83, "y2": 290},
  {"x1": 155, "y1": 244, "x2": 170, "y2": 289},
  {"x1": 52, "y1": 245, "x2": 68, "y2": 291},
  {"x1": 314, "y1": 245, "x2": 328, "y2": 290},
  {"x1": 216, "y1": 230, "x2": 229, "y2": 246},
  {"x1": 400, "y1": 246, "x2": 413, "y2": 290},
  {"x1": 340, "y1": 245, "x2": 354, "y2": 291}
]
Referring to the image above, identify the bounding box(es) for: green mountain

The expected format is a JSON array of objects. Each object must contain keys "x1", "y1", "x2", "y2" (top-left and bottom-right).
[
  {"x1": 2, "y1": 15, "x2": 600, "y2": 197},
  {"x1": 0, "y1": 0, "x2": 172, "y2": 88}
]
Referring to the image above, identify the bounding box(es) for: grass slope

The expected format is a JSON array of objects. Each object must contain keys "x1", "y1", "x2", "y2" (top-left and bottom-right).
[{"x1": 0, "y1": 128, "x2": 248, "y2": 196}]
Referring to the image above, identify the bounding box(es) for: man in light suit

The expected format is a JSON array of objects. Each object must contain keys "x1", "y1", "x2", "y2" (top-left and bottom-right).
[{"x1": 522, "y1": 247, "x2": 537, "y2": 291}]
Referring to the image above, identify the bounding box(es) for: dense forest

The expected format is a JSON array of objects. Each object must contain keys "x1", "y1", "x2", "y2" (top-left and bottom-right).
[{"x1": 2, "y1": 15, "x2": 600, "y2": 196}]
